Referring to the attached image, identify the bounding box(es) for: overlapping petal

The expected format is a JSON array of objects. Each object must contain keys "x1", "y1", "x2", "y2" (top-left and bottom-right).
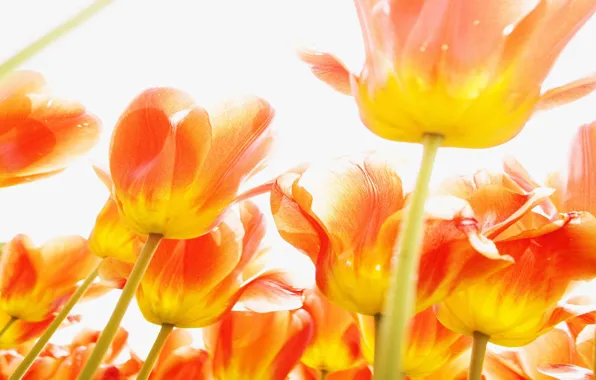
[
  {"x1": 109, "y1": 88, "x2": 275, "y2": 239},
  {"x1": 0, "y1": 71, "x2": 101, "y2": 187}
]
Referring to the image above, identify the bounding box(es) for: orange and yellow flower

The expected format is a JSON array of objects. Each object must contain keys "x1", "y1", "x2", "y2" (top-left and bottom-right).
[
  {"x1": 109, "y1": 87, "x2": 275, "y2": 239},
  {"x1": 0, "y1": 234, "x2": 100, "y2": 322},
  {"x1": 435, "y1": 171, "x2": 596, "y2": 346},
  {"x1": 270, "y1": 153, "x2": 534, "y2": 316},
  {"x1": 0, "y1": 311, "x2": 54, "y2": 350},
  {"x1": 136, "y1": 202, "x2": 305, "y2": 328},
  {"x1": 0, "y1": 70, "x2": 101, "y2": 187},
  {"x1": 300, "y1": 287, "x2": 363, "y2": 373},
  {"x1": 0, "y1": 327, "x2": 141, "y2": 379},
  {"x1": 150, "y1": 329, "x2": 212, "y2": 380},
  {"x1": 300, "y1": 1, "x2": 596, "y2": 148},
  {"x1": 356, "y1": 307, "x2": 471, "y2": 377},
  {"x1": 290, "y1": 363, "x2": 372, "y2": 380},
  {"x1": 203, "y1": 309, "x2": 313, "y2": 380}
]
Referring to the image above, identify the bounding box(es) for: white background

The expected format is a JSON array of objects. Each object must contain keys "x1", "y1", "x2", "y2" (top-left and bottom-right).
[{"x1": 0, "y1": 0, "x2": 594, "y2": 358}]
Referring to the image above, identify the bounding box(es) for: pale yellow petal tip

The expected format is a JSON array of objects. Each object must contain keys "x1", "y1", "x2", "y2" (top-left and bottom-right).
[{"x1": 468, "y1": 232, "x2": 513, "y2": 262}]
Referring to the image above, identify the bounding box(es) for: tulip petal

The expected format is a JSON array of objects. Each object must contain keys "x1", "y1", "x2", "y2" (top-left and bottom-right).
[
  {"x1": 154, "y1": 329, "x2": 193, "y2": 373},
  {"x1": 537, "y1": 74, "x2": 596, "y2": 111},
  {"x1": 517, "y1": 328, "x2": 577, "y2": 380},
  {"x1": 91, "y1": 164, "x2": 113, "y2": 191},
  {"x1": 0, "y1": 236, "x2": 38, "y2": 309},
  {"x1": 565, "y1": 122, "x2": 596, "y2": 215},
  {"x1": 537, "y1": 364, "x2": 593, "y2": 380},
  {"x1": 298, "y1": 49, "x2": 353, "y2": 95},
  {"x1": 154, "y1": 347, "x2": 213, "y2": 380}
]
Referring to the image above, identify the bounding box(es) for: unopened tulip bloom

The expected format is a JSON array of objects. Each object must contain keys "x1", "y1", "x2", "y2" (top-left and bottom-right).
[
  {"x1": 436, "y1": 174, "x2": 596, "y2": 346},
  {"x1": 300, "y1": 287, "x2": 363, "y2": 373},
  {"x1": 0, "y1": 71, "x2": 101, "y2": 186},
  {"x1": 109, "y1": 88, "x2": 275, "y2": 239},
  {"x1": 270, "y1": 153, "x2": 542, "y2": 316},
  {"x1": 0, "y1": 234, "x2": 99, "y2": 322},
  {"x1": 136, "y1": 202, "x2": 306, "y2": 328},
  {"x1": 300, "y1": 2, "x2": 596, "y2": 148},
  {"x1": 150, "y1": 329, "x2": 212, "y2": 380},
  {"x1": 356, "y1": 307, "x2": 471, "y2": 377},
  {"x1": 203, "y1": 309, "x2": 313, "y2": 380}
]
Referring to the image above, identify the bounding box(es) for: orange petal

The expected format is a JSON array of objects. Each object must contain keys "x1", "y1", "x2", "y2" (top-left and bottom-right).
[
  {"x1": 300, "y1": 287, "x2": 363, "y2": 373},
  {"x1": 136, "y1": 210, "x2": 245, "y2": 327},
  {"x1": 298, "y1": 49, "x2": 353, "y2": 95},
  {"x1": 153, "y1": 347, "x2": 212, "y2": 380},
  {"x1": 537, "y1": 364, "x2": 593, "y2": 380},
  {"x1": 0, "y1": 235, "x2": 38, "y2": 314},
  {"x1": 576, "y1": 325, "x2": 595, "y2": 370},
  {"x1": 536, "y1": 73, "x2": 596, "y2": 111},
  {"x1": 517, "y1": 328, "x2": 577, "y2": 380},
  {"x1": 153, "y1": 329, "x2": 194, "y2": 374},
  {"x1": 195, "y1": 96, "x2": 275, "y2": 222},
  {"x1": 0, "y1": 312, "x2": 53, "y2": 349},
  {"x1": 204, "y1": 309, "x2": 313, "y2": 379},
  {"x1": 565, "y1": 121, "x2": 596, "y2": 215},
  {"x1": 109, "y1": 87, "x2": 212, "y2": 238},
  {"x1": 91, "y1": 164, "x2": 113, "y2": 191},
  {"x1": 98, "y1": 257, "x2": 133, "y2": 288}
]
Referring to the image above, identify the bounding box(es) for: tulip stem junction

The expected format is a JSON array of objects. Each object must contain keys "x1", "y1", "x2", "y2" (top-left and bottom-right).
[
  {"x1": 0, "y1": 0, "x2": 115, "y2": 80},
  {"x1": 9, "y1": 264, "x2": 101, "y2": 380},
  {"x1": 468, "y1": 331, "x2": 489, "y2": 380},
  {"x1": 320, "y1": 370, "x2": 328, "y2": 380},
  {"x1": 136, "y1": 323, "x2": 174, "y2": 380},
  {"x1": 374, "y1": 133, "x2": 443, "y2": 380},
  {"x1": 77, "y1": 233, "x2": 163, "y2": 380},
  {"x1": 0, "y1": 317, "x2": 16, "y2": 340}
]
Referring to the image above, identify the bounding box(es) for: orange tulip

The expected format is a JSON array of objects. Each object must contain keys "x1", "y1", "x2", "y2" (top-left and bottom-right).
[
  {"x1": 435, "y1": 172, "x2": 596, "y2": 346},
  {"x1": 109, "y1": 87, "x2": 275, "y2": 239},
  {"x1": 0, "y1": 311, "x2": 54, "y2": 350},
  {"x1": 290, "y1": 363, "x2": 372, "y2": 380},
  {"x1": 0, "y1": 70, "x2": 101, "y2": 187},
  {"x1": 136, "y1": 201, "x2": 305, "y2": 328},
  {"x1": 0, "y1": 234, "x2": 100, "y2": 322},
  {"x1": 0, "y1": 327, "x2": 141, "y2": 379},
  {"x1": 150, "y1": 329, "x2": 212, "y2": 380},
  {"x1": 270, "y1": 153, "x2": 534, "y2": 316},
  {"x1": 356, "y1": 307, "x2": 471, "y2": 377},
  {"x1": 300, "y1": 2, "x2": 596, "y2": 148},
  {"x1": 203, "y1": 309, "x2": 313, "y2": 380},
  {"x1": 300, "y1": 287, "x2": 363, "y2": 373}
]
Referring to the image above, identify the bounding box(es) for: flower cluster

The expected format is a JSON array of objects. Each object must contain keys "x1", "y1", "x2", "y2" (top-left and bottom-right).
[{"x1": 0, "y1": 1, "x2": 595, "y2": 380}]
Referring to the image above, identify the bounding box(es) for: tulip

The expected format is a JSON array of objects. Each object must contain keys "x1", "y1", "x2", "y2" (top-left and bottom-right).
[
  {"x1": 109, "y1": 87, "x2": 275, "y2": 239},
  {"x1": 149, "y1": 329, "x2": 212, "y2": 380},
  {"x1": 270, "y1": 153, "x2": 547, "y2": 317},
  {"x1": 0, "y1": 71, "x2": 100, "y2": 187},
  {"x1": 299, "y1": 2, "x2": 596, "y2": 149},
  {"x1": 300, "y1": 287, "x2": 363, "y2": 373},
  {"x1": 81, "y1": 87, "x2": 276, "y2": 378},
  {"x1": 203, "y1": 309, "x2": 313, "y2": 380},
  {"x1": 356, "y1": 307, "x2": 471, "y2": 377},
  {"x1": 435, "y1": 176, "x2": 596, "y2": 378},
  {"x1": 134, "y1": 202, "x2": 307, "y2": 378},
  {"x1": 0, "y1": 234, "x2": 99, "y2": 322}
]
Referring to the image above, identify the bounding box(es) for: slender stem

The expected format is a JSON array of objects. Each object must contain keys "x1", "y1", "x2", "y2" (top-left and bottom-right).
[
  {"x1": 468, "y1": 332, "x2": 489, "y2": 380},
  {"x1": 9, "y1": 264, "x2": 101, "y2": 380},
  {"x1": 374, "y1": 133, "x2": 443, "y2": 380},
  {"x1": 77, "y1": 234, "x2": 162, "y2": 380},
  {"x1": 320, "y1": 371, "x2": 328, "y2": 380},
  {"x1": 0, "y1": 317, "x2": 17, "y2": 340},
  {"x1": 593, "y1": 327, "x2": 596, "y2": 376},
  {"x1": 136, "y1": 324, "x2": 174, "y2": 380},
  {"x1": 374, "y1": 313, "x2": 382, "y2": 363},
  {"x1": 0, "y1": 0, "x2": 115, "y2": 80}
]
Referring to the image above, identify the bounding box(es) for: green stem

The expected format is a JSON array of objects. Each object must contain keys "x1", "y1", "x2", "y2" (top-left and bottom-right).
[
  {"x1": 374, "y1": 133, "x2": 443, "y2": 380},
  {"x1": 0, "y1": 317, "x2": 17, "y2": 340},
  {"x1": 77, "y1": 233, "x2": 162, "y2": 380},
  {"x1": 0, "y1": 0, "x2": 115, "y2": 80},
  {"x1": 468, "y1": 332, "x2": 489, "y2": 380},
  {"x1": 136, "y1": 324, "x2": 174, "y2": 380},
  {"x1": 320, "y1": 371, "x2": 327, "y2": 380},
  {"x1": 9, "y1": 263, "x2": 101, "y2": 380},
  {"x1": 594, "y1": 327, "x2": 596, "y2": 378}
]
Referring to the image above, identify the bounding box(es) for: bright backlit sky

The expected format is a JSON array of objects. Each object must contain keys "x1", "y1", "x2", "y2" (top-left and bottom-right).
[{"x1": 0, "y1": 0, "x2": 595, "y2": 357}]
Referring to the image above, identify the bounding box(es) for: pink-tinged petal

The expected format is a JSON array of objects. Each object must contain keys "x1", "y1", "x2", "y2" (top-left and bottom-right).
[
  {"x1": 536, "y1": 74, "x2": 596, "y2": 111},
  {"x1": 576, "y1": 325, "x2": 595, "y2": 370},
  {"x1": 298, "y1": 49, "x2": 353, "y2": 95},
  {"x1": 517, "y1": 328, "x2": 578, "y2": 380},
  {"x1": 538, "y1": 364, "x2": 593, "y2": 380}
]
